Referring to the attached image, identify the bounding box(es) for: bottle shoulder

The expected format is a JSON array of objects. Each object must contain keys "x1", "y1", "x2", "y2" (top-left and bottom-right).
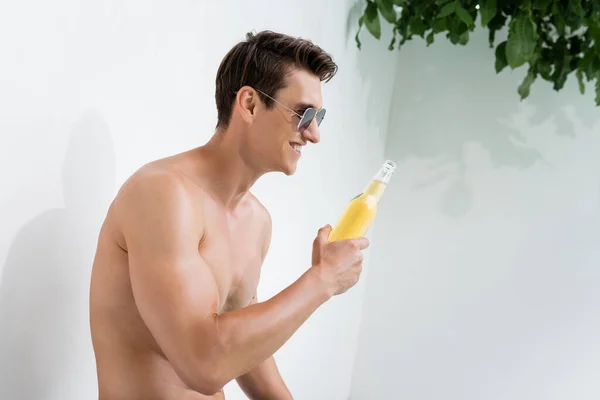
[{"x1": 350, "y1": 192, "x2": 379, "y2": 207}]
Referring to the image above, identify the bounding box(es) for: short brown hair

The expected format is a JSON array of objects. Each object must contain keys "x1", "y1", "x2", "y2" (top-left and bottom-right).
[{"x1": 215, "y1": 30, "x2": 338, "y2": 129}]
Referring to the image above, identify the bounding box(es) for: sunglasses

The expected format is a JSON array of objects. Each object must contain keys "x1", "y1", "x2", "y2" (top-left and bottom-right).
[{"x1": 254, "y1": 88, "x2": 327, "y2": 132}]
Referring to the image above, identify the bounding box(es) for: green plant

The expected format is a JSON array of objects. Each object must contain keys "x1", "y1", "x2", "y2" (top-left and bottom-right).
[{"x1": 355, "y1": 0, "x2": 600, "y2": 105}]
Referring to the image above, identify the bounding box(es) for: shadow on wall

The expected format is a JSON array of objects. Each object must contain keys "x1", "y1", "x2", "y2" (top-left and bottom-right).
[
  {"x1": 0, "y1": 111, "x2": 115, "y2": 400},
  {"x1": 362, "y1": 25, "x2": 598, "y2": 217}
]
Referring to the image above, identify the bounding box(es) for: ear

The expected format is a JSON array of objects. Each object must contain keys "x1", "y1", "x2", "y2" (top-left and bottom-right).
[{"x1": 235, "y1": 86, "x2": 258, "y2": 124}]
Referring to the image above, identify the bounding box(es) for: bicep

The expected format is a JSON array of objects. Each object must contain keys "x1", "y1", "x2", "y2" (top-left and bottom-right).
[{"x1": 121, "y1": 172, "x2": 220, "y2": 375}]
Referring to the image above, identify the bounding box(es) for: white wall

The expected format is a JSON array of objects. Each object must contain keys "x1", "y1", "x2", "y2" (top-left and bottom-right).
[
  {"x1": 351, "y1": 27, "x2": 600, "y2": 399},
  {"x1": 0, "y1": 1, "x2": 397, "y2": 399}
]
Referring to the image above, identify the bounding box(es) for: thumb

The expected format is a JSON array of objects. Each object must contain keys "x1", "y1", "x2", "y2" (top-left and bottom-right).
[{"x1": 317, "y1": 224, "x2": 332, "y2": 242}]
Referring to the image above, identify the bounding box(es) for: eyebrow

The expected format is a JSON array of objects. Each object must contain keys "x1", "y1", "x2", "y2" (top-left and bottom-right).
[{"x1": 294, "y1": 102, "x2": 320, "y2": 110}]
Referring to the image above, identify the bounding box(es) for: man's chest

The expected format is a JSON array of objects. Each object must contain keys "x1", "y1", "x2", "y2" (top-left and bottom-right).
[{"x1": 199, "y1": 224, "x2": 264, "y2": 313}]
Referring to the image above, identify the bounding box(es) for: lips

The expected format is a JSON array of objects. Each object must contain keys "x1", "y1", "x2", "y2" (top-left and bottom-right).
[{"x1": 290, "y1": 142, "x2": 302, "y2": 156}]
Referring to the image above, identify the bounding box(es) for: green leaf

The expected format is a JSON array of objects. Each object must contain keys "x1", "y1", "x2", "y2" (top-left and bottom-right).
[
  {"x1": 432, "y1": 18, "x2": 447, "y2": 33},
  {"x1": 365, "y1": 1, "x2": 382, "y2": 40},
  {"x1": 409, "y1": 16, "x2": 427, "y2": 37},
  {"x1": 580, "y1": 51, "x2": 595, "y2": 80},
  {"x1": 552, "y1": 54, "x2": 573, "y2": 91},
  {"x1": 588, "y1": 23, "x2": 600, "y2": 41},
  {"x1": 495, "y1": 41, "x2": 508, "y2": 73},
  {"x1": 355, "y1": 15, "x2": 365, "y2": 49},
  {"x1": 388, "y1": 26, "x2": 398, "y2": 50},
  {"x1": 569, "y1": 37, "x2": 583, "y2": 56},
  {"x1": 568, "y1": 0, "x2": 585, "y2": 18},
  {"x1": 564, "y1": 0, "x2": 584, "y2": 32},
  {"x1": 506, "y1": 13, "x2": 538, "y2": 69},
  {"x1": 438, "y1": 1, "x2": 457, "y2": 18},
  {"x1": 392, "y1": 0, "x2": 404, "y2": 5},
  {"x1": 537, "y1": 57, "x2": 553, "y2": 80},
  {"x1": 518, "y1": 67, "x2": 537, "y2": 99},
  {"x1": 456, "y1": 17, "x2": 469, "y2": 35},
  {"x1": 375, "y1": 0, "x2": 397, "y2": 24},
  {"x1": 447, "y1": 16, "x2": 462, "y2": 44},
  {"x1": 487, "y1": 12, "x2": 507, "y2": 47},
  {"x1": 458, "y1": 30, "x2": 469, "y2": 45},
  {"x1": 576, "y1": 69, "x2": 586, "y2": 94},
  {"x1": 396, "y1": 16, "x2": 410, "y2": 47},
  {"x1": 480, "y1": 0, "x2": 497, "y2": 27},
  {"x1": 551, "y1": 2, "x2": 566, "y2": 36},
  {"x1": 593, "y1": 55, "x2": 600, "y2": 75},
  {"x1": 532, "y1": 0, "x2": 552, "y2": 11},
  {"x1": 489, "y1": 29, "x2": 497, "y2": 47},
  {"x1": 550, "y1": 37, "x2": 570, "y2": 91},
  {"x1": 528, "y1": 47, "x2": 541, "y2": 67},
  {"x1": 413, "y1": 1, "x2": 429, "y2": 14},
  {"x1": 589, "y1": 24, "x2": 600, "y2": 53},
  {"x1": 455, "y1": 6, "x2": 474, "y2": 27},
  {"x1": 594, "y1": 0, "x2": 600, "y2": 16},
  {"x1": 426, "y1": 31, "x2": 435, "y2": 46}
]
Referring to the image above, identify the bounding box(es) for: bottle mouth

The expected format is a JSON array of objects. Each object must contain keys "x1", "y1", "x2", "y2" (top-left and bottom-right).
[{"x1": 383, "y1": 160, "x2": 396, "y2": 172}]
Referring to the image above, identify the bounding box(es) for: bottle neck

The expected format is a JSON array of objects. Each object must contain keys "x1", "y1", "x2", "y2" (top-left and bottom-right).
[
  {"x1": 373, "y1": 161, "x2": 395, "y2": 185},
  {"x1": 363, "y1": 180, "x2": 387, "y2": 202},
  {"x1": 364, "y1": 161, "x2": 396, "y2": 202}
]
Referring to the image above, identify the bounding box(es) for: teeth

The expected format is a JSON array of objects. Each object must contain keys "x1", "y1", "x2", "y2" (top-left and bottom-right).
[{"x1": 292, "y1": 144, "x2": 301, "y2": 152}]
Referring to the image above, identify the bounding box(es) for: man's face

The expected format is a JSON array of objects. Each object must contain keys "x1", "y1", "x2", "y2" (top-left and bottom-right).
[{"x1": 246, "y1": 68, "x2": 324, "y2": 175}]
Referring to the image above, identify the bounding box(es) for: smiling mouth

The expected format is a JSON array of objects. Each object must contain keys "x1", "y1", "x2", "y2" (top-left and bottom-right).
[{"x1": 290, "y1": 143, "x2": 302, "y2": 156}]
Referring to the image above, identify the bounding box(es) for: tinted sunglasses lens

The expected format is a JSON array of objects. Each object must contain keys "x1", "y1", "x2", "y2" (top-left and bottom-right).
[
  {"x1": 298, "y1": 108, "x2": 317, "y2": 131},
  {"x1": 315, "y1": 109, "x2": 326, "y2": 126}
]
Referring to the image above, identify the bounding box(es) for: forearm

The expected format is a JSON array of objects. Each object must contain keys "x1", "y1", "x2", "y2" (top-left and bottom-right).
[
  {"x1": 209, "y1": 268, "x2": 330, "y2": 387},
  {"x1": 237, "y1": 356, "x2": 293, "y2": 400}
]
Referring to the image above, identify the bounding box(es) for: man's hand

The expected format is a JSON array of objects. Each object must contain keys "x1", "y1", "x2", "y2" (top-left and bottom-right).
[{"x1": 310, "y1": 225, "x2": 370, "y2": 297}]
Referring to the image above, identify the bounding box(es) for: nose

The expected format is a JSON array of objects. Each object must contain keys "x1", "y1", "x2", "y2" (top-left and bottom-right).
[{"x1": 301, "y1": 121, "x2": 320, "y2": 144}]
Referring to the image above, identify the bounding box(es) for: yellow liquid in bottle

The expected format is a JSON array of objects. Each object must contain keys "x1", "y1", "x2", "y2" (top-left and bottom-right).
[{"x1": 328, "y1": 180, "x2": 387, "y2": 241}]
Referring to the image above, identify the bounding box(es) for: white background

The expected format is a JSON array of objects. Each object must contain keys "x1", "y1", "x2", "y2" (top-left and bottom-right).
[{"x1": 351, "y1": 25, "x2": 600, "y2": 400}]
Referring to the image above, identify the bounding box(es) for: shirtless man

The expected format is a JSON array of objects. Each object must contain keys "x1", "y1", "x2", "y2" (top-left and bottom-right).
[{"x1": 89, "y1": 30, "x2": 370, "y2": 399}]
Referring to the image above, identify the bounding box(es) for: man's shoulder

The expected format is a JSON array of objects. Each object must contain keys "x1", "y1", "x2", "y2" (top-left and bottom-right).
[
  {"x1": 121, "y1": 163, "x2": 186, "y2": 197},
  {"x1": 114, "y1": 162, "x2": 200, "y2": 219},
  {"x1": 105, "y1": 163, "x2": 206, "y2": 252},
  {"x1": 247, "y1": 192, "x2": 272, "y2": 230}
]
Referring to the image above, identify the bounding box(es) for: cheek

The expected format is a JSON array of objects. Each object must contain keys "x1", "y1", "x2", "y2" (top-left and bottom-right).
[
  {"x1": 251, "y1": 114, "x2": 294, "y2": 155},
  {"x1": 259, "y1": 117, "x2": 291, "y2": 140},
  {"x1": 248, "y1": 126, "x2": 282, "y2": 155},
  {"x1": 261, "y1": 111, "x2": 295, "y2": 133}
]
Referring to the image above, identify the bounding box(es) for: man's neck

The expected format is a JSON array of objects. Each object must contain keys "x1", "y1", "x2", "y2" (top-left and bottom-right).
[{"x1": 194, "y1": 129, "x2": 264, "y2": 210}]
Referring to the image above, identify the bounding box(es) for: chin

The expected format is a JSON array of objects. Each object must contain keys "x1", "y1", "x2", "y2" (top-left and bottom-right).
[{"x1": 280, "y1": 161, "x2": 298, "y2": 176}]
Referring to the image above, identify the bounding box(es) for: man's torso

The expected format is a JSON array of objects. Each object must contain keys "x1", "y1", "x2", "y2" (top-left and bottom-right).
[{"x1": 89, "y1": 154, "x2": 269, "y2": 399}]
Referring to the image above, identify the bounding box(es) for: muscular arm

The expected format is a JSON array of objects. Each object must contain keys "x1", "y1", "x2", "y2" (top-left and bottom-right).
[
  {"x1": 236, "y1": 217, "x2": 293, "y2": 399},
  {"x1": 121, "y1": 171, "x2": 330, "y2": 396},
  {"x1": 235, "y1": 296, "x2": 293, "y2": 400}
]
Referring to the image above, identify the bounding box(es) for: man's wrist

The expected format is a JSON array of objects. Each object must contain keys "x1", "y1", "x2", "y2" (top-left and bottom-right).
[{"x1": 305, "y1": 264, "x2": 334, "y2": 302}]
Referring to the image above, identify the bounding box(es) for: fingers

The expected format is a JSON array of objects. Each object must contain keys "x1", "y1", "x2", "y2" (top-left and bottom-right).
[
  {"x1": 316, "y1": 225, "x2": 369, "y2": 250},
  {"x1": 352, "y1": 237, "x2": 370, "y2": 250},
  {"x1": 317, "y1": 224, "x2": 332, "y2": 242}
]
